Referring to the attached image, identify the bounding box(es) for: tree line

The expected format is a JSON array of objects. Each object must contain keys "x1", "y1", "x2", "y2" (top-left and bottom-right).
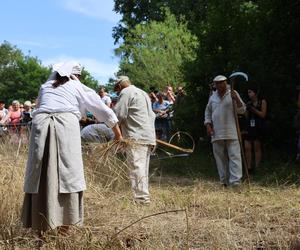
[
  {"x1": 113, "y1": 0, "x2": 300, "y2": 152},
  {"x1": 0, "y1": 41, "x2": 99, "y2": 104}
]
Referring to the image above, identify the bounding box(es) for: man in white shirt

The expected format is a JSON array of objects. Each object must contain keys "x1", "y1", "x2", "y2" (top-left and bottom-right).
[
  {"x1": 204, "y1": 75, "x2": 246, "y2": 186},
  {"x1": 114, "y1": 76, "x2": 156, "y2": 204},
  {"x1": 98, "y1": 87, "x2": 112, "y2": 107}
]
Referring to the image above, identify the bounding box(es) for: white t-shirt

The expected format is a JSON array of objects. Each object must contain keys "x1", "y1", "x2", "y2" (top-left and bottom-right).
[
  {"x1": 101, "y1": 95, "x2": 112, "y2": 106},
  {"x1": 0, "y1": 108, "x2": 8, "y2": 120}
]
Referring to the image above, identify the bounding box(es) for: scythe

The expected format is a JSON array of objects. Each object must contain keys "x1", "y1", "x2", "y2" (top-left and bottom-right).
[{"x1": 229, "y1": 72, "x2": 250, "y2": 183}]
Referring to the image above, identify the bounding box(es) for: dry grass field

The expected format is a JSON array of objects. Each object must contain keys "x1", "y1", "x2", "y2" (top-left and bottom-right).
[{"x1": 0, "y1": 140, "x2": 300, "y2": 249}]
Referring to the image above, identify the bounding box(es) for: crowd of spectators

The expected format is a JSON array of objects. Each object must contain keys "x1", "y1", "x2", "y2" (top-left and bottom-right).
[
  {"x1": 148, "y1": 85, "x2": 186, "y2": 141},
  {"x1": 80, "y1": 85, "x2": 186, "y2": 143},
  {"x1": 0, "y1": 100, "x2": 35, "y2": 142},
  {"x1": 0, "y1": 83, "x2": 186, "y2": 144}
]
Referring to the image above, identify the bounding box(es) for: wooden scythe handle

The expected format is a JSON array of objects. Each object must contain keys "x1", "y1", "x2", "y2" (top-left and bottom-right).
[
  {"x1": 230, "y1": 81, "x2": 250, "y2": 183},
  {"x1": 156, "y1": 139, "x2": 193, "y2": 153}
]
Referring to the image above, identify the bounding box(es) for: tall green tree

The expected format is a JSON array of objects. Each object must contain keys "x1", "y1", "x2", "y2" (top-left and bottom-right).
[{"x1": 115, "y1": 9, "x2": 198, "y2": 90}]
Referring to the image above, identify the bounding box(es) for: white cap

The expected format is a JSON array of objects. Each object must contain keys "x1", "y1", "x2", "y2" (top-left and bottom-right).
[
  {"x1": 53, "y1": 61, "x2": 82, "y2": 77},
  {"x1": 115, "y1": 75, "x2": 130, "y2": 84},
  {"x1": 213, "y1": 75, "x2": 227, "y2": 82},
  {"x1": 24, "y1": 101, "x2": 32, "y2": 107},
  {"x1": 71, "y1": 62, "x2": 82, "y2": 75}
]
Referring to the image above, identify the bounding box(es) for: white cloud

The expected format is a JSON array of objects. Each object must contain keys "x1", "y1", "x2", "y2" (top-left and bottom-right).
[
  {"x1": 61, "y1": 0, "x2": 120, "y2": 23},
  {"x1": 43, "y1": 55, "x2": 119, "y2": 84}
]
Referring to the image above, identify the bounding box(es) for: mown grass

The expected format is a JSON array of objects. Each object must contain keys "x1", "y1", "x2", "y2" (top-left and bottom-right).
[{"x1": 0, "y1": 138, "x2": 300, "y2": 249}]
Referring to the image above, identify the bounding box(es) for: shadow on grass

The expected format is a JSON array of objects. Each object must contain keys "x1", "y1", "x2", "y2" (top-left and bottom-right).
[{"x1": 150, "y1": 141, "x2": 300, "y2": 187}]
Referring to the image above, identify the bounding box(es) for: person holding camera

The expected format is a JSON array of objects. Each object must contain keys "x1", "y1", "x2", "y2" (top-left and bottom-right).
[{"x1": 244, "y1": 86, "x2": 267, "y2": 173}]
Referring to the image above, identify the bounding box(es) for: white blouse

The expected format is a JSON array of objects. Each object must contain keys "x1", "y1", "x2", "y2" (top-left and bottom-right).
[{"x1": 35, "y1": 79, "x2": 118, "y2": 128}]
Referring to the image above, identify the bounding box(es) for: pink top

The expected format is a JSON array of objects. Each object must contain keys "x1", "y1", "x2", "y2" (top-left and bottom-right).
[{"x1": 9, "y1": 110, "x2": 21, "y2": 125}]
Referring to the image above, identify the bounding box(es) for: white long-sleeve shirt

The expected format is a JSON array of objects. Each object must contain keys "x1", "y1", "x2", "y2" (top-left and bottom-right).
[
  {"x1": 114, "y1": 85, "x2": 156, "y2": 145},
  {"x1": 204, "y1": 88, "x2": 246, "y2": 142},
  {"x1": 34, "y1": 79, "x2": 118, "y2": 128}
]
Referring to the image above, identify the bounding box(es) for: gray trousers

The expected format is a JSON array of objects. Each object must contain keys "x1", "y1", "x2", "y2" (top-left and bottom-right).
[{"x1": 212, "y1": 139, "x2": 243, "y2": 185}]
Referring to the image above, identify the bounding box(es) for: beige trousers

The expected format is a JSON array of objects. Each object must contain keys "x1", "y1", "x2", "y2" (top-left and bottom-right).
[{"x1": 126, "y1": 144, "x2": 152, "y2": 203}]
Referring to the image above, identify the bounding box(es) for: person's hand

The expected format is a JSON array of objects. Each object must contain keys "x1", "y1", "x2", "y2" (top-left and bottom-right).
[
  {"x1": 206, "y1": 124, "x2": 214, "y2": 136},
  {"x1": 70, "y1": 74, "x2": 79, "y2": 81},
  {"x1": 114, "y1": 134, "x2": 123, "y2": 141},
  {"x1": 167, "y1": 91, "x2": 174, "y2": 97},
  {"x1": 231, "y1": 90, "x2": 238, "y2": 101}
]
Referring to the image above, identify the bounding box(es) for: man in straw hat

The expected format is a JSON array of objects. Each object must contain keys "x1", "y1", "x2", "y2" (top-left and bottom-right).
[
  {"x1": 21, "y1": 61, "x2": 122, "y2": 233},
  {"x1": 114, "y1": 76, "x2": 156, "y2": 204},
  {"x1": 204, "y1": 75, "x2": 246, "y2": 187}
]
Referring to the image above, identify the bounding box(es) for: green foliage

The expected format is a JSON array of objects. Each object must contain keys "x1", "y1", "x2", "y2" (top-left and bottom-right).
[
  {"x1": 115, "y1": 9, "x2": 198, "y2": 90},
  {"x1": 0, "y1": 41, "x2": 50, "y2": 104},
  {"x1": 0, "y1": 41, "x2": 99, "y2": 104},
  {"x1": 114, "y1": 0, "x2": 300, "y2": 152},
  {"x1": 80, "y1": 69, "x2": 99, "y2": 90}
]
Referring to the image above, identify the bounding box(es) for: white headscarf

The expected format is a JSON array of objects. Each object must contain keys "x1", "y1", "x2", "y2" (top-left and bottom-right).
[
  {"x1": 52, "y1": 61, "x2": 82, "y2": 77},
  {"x1": 46, "y1": 61, "x2": 82, "y2": 81}
]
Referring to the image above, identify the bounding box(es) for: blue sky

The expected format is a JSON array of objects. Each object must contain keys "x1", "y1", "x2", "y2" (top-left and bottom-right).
[{"x1": 0, "y1": 0, "x2": 121, "y2": 84}]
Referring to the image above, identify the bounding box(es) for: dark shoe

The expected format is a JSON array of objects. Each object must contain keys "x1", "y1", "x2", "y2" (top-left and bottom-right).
[
  {"x1": 220, "y1": 182, "x2": 228, "y2": 188},
  {"x1": 230, "y1": 181, "x2": 241, "y2": 187}
]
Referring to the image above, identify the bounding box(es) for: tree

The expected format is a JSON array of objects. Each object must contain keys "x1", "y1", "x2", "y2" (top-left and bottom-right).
[
  {"x1": 113, "y1": 0, "x2": 300, "y2": 151},
  {"x1": 80, "y1": 69, "x2": 99, "y2": 91},
  {"x1": 115, "y1": 9, "x2": 198, "y2": 90},
  {"x1": 0, "y1": 42, "x2": 50, "y2": 103},
  {"x1": 0, "y1": 41, "x2": 99, "y2": 104}
]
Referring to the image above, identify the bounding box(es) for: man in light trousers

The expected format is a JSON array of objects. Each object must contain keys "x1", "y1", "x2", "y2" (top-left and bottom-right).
[
  {"x1": 204, "y1": 75, "x2": 246, "y2": 186},
  {"x1": 114, "y1": 76, "x2": 156, "y2": 204}
]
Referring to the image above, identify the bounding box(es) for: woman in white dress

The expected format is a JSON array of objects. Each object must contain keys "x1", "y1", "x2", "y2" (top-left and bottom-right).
[{"x1": 21, "y1": 61, "x2": 122, "y2": 232}]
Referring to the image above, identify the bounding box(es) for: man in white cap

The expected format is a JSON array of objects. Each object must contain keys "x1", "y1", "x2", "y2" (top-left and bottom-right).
[
  {"x1": 114, "y1": 76, "x2": 156, "y2": 204},
  {"x1": 204, "y1": 75, "x2": 246, "y2": 186}
]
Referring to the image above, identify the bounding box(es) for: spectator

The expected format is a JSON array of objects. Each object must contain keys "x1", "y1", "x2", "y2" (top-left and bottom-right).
[
  {"x1": 21, "y1": 101, "x2": 33, "y2": 124},
  {"x1": 149, "y1": 86, "x2": 158, "y2": 104},
  {"x1": 0, "y1": 100, "x2": 8, "y2": 120},
  {"x1": 98, "y1": 87, "x2": 112, "y2": 107},
  {"x1": 1, "y1": 100, "x2": 22, "y2": 127},
  {"x1": 174, "y1": 86, "x2": 186, "y2": 106},
  {"x1": 20, "y1": 103, "x2": 24, "y2": 112},
  {"x1": 244, "y1": 86, "x2": 267, "y2": 172},
  {"x1": 204, "y1": 75, "x2": 246, "y2": 187},
  {"x1": 164, "y1": 85, "x2": 176, "y2": 104},
  {"x1": 153, "y1": 92, "x2": 170, "y2": 141}
]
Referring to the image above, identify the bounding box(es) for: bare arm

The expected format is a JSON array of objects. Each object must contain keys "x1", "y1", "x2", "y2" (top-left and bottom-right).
[
  {"x1": 250, "y1": 100, "x2": 267, "y2": 118},
  {"x1": 111, "y1": 123, "x2": 123, "y2": 140}
]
